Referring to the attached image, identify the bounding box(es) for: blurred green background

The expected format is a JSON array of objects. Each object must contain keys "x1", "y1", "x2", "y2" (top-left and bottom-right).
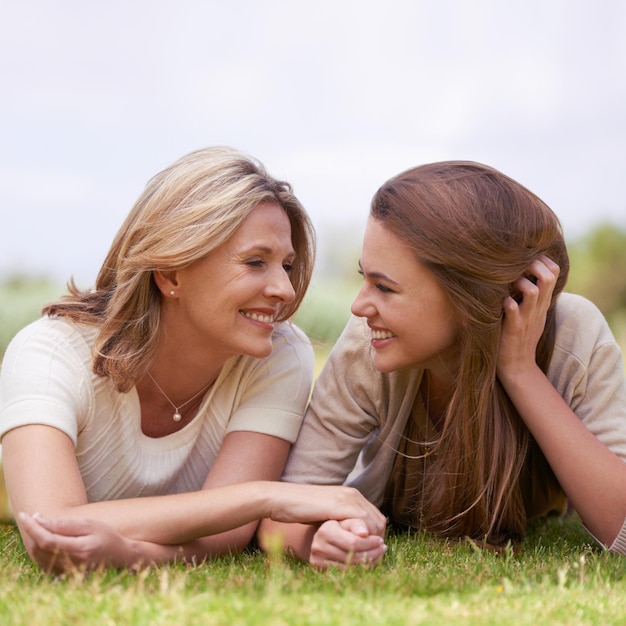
[
  {"x1": 1, "y1": 221, "x2": 625, "y2": 520},
  {"x1": 2, "y1": 221, "x2": 626, "y2": 370}
]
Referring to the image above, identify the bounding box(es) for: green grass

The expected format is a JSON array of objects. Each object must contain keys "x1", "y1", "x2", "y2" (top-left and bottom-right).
[
  {"x1": 2, "y1": 277, "x2": 626, "y2": 624},
  {"x1": 1, "y1": 514, "x2": 626, "y2": 625}
]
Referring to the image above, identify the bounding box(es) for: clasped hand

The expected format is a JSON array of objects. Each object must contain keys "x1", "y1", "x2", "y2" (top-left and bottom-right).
[
  {"x1": 308, "y1": 518, "x2": 387, "y2": 570},
  {"x1": 17, "y1": 512, "x2": 141, "y2": 575}
]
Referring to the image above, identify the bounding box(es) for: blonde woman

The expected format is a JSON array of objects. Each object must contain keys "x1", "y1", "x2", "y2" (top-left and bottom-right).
[
  {"x1": 0, "y1": 147, "x2": 385, "y2": 574},
  {"x1": 260, "y1": 161, "x2": 626, "y2": 568}
]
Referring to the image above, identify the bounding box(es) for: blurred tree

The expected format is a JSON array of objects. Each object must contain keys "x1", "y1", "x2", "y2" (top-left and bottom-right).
[
  {"x1": 567, "y1": 223, "x2": 626, "y2": 328},
  {"x1": 0, "y1": 275, "x2": 62, "y2": 356}
]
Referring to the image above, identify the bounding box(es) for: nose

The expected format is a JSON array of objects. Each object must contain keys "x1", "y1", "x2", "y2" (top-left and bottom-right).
[
  {"x1": 351, "y1": 285, "x2": 374, "y2": 318},
  {"x1": 265, "y1": 265, "x2": 296, "y2": 303}
]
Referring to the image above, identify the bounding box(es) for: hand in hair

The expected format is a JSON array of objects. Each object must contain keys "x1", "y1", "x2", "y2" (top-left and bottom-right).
[{"x1": 497, "y1": 255, "x2": 560, "y2": 381}]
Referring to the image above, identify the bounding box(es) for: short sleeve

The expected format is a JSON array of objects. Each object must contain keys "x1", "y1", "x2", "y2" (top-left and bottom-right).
[
  {"x1": 0, "y1": 318, "x2": 94, "y2": 446},
  {"x1": 225, "y1": 322, "x2": 314, "y2": 443},
  {"x1": 550, "y1": 294, "x2": 626, "y2": 461},
  {"x1": 283, "y1": 315, "x2": 384, "y2": 486}
]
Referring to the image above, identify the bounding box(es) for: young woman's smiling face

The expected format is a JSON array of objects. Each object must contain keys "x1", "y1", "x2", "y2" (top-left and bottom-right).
[{"x1": 351, "y1": 217, "x2": 460, "y2": 376}]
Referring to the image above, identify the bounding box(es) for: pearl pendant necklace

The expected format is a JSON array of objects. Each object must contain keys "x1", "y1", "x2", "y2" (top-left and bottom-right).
[{"x1": 147, "y1": 371, "x2": 213, "y2": 422}]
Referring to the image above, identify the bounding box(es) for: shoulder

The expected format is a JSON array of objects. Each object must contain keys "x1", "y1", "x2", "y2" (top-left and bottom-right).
[
  {"x1": 553, "y1": 292, "x2": 616, "y2": 353},
  {"x1": 270, "y1": 321, "x2": 312, "y2": 353},
  {"x1": 266, "y1": 322, "x2": 314, "y2": 370},
  {"x1": 317, "y1": 316, "x2": 380, "y2": 389},
  {"x1": 550, "y1": 293, "x2": 626, "y2": 459},
  {"x1": 4, "y1": 316, "x2": 95, "y2": 366},
  {"x1": 554, "y1": 292, "x2": 605, "y2": 324},
  {"x1": 222, "y1": 322, "x2": 314, "y2": 387},
  {"x1": 549, "y1": 292, "x2": 624, "y2": 402},
  {"x1": 328, "y1": 315, "x2": 374, "y2": 363},
  {"x1": 314, "y1": 315, "x2": 418, "y2": 407},
  {"x1": 1, "y1": 317, "x2": 97, "y2": 408},
  {"x1": 0, "y1": 317, "x2": 99, "y2": 445}
]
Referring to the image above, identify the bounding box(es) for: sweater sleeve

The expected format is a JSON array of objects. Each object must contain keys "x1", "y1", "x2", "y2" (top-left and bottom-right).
[
  {"x1": 224, "y1": 322, "x2": 315, "y2": 443},
  {"x1": 282, "y1": 316, "x2": 383, "y2": 486},
  {"x1": 0, "y1": 318, "x2": 93, "y2": 446},
  {"x1": 550, "y1": 294, "x2": 626, "y2": 460},
  {"x1": 550, "y1": 293, "x2": 626, "y2": 553}
]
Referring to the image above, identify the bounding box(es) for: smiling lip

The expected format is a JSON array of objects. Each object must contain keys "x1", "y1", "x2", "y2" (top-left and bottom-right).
[
  {"x1": 239, "y1": 309, "x2": 277, "y2": 327},
  {"x1": 367, "y1": 323, "x2": 397, "y2": 343}
]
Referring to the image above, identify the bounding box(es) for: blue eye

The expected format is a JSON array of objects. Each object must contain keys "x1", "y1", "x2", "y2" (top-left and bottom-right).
[{"x1": 246, "y1": 260, "x2": 265, "y2": 267}]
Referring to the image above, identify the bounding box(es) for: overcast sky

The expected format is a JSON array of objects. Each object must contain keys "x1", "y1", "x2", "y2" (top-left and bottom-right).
[{"x1": 1, "y1": 0, "x2": 625, "y2": 285}]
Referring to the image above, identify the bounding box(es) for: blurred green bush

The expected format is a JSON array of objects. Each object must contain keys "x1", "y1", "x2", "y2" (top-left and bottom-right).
[
  {"x1": 0, "y1": 275, "x2": 62, "y2": 356},
  {"x1": 1, "y1": 221, "x2": 625, "y2": 357}
]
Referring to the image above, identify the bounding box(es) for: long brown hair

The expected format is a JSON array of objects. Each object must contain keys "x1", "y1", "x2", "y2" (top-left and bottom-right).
[
  {"x1": 43, "y1": 147, "x2": 315, "y2": 392},
  {"x1": 372, "y1": 161, "x2": 569, "y2": 543}
]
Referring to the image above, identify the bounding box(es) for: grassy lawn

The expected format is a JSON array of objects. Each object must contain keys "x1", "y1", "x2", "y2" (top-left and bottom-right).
[
  {"x1": 1, "y1": 514, "x2": 625, "y2": 625},
  {"x1": 2, "y1": 278, "x2": 626, "y2": 624}
]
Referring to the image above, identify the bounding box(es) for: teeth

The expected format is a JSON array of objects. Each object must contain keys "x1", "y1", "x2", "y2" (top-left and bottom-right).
[
  {"x1": 241, "y1": 311, "x2": 275, "y2": 323},
  {"x1": 372, "y1": 329, "x2": 395, "y2": 339}
]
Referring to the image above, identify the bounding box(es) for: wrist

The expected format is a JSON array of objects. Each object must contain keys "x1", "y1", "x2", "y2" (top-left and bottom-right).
[
  {"x1": 498, "y1": 362, "x2": 543, "y2": 389},
  {"x1": 498, "y1": 369, "x2": 542, "y2": 416}
]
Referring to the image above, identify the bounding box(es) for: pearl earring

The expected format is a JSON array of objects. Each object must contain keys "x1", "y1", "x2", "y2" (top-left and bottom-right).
[{"x1": 169, "y1": 290, "x2": 175, "y2": 296}]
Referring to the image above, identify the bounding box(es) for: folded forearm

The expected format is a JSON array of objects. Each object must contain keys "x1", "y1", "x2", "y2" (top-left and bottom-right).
[
  {"x1": 257, "y1": 519, "x2": 316, "y2": 561},
  {"x1": 128, "y1": 529, "x2": 256, "y2": 567},
  {"x1": 52, "y1": 482, "x2": 272, "y2": 545}
]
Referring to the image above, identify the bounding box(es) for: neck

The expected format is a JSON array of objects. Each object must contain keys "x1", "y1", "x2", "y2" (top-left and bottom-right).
[
  {"x1": 422, "y1": 370, "x2": 454, "y2": 431},
  {"x1": 150, "y1": 317, "x2": 228, "y2": 393}
]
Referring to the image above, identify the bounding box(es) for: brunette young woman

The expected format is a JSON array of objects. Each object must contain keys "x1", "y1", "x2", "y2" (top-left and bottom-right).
[
  {"x1": 259, "y1": 160, "x2": 626, "y2": 569},
  {"x1": 0, "y1": 147, "x2": 385, "y2": 574}
]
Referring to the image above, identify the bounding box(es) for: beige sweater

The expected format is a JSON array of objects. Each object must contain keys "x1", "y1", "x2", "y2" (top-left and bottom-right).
[
  {"x1": 284, "y1": 293, "x2": 626, "y2": 553},
  {"x1": 0, "y1": 317, "x2": 313, "y2": 501}
]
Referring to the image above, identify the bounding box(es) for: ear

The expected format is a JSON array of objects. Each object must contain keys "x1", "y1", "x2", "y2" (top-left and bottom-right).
[{"x1": 153, "y1": 270, "x2": 180, "y2": 298}]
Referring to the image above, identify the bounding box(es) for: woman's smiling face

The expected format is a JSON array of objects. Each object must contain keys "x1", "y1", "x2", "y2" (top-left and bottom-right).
[
  {"x1": 351, "y1": 217, "x2": 460, "y2": 375},
  {"x1": 165, "y1": 202, "x2": 297, "y2": 363}
]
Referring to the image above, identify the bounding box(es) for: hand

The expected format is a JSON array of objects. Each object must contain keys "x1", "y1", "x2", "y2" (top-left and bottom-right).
[
  {"x1": 309, "y1": 519, "x2": 387, "y2": 570},
  {"x1": 497, "y1": 256, "x2": 560, "y2": 381},
  {"x1": 267, "y1": 483, "x2": 387, "y2": 537},
  {"x1": 17, "y1": 512, "x2": 143, "y2": 575}
]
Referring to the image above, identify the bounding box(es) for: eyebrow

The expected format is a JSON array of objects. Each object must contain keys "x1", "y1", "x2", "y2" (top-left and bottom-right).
[
  {"x1": 242, "y1": 244, "x2": 296, "y2": 258},
  {"x1": 357, "y1": 260, "x2": 399, "y2": 284}
]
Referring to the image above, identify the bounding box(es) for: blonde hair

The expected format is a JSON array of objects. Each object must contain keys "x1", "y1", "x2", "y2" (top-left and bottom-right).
[
  {"x1": 44, "y1": 147, "x2": 315, "y2": 392},
  {"x1": 373, "y1": 161, "x2": 568, "y2": 543}
]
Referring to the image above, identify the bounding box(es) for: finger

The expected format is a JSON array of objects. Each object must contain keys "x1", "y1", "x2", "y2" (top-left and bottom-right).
[
  {"x1": 347, "y1": 543, "x2": 388, "y2": 566},
  {"x1": 528, "y1": 260, "x2": 559, "y2": 312},
  {"x1": 516, "y1": 275, "x2": 540, "y2": 302},
  {"x1": 326, "y1": 523, "x2": 385, "y2": 551},
  {"x1": 503, "y1": 294, "x2": 519, "y2": 314},
  {"x1": 528, "y1": 257, "x2": 559, "y2": 291},
  {"x1": 357, "y1": 506, "x2": 387, "y2": 537},
  {"x1": 17, "y1": 512, "x2": 55, "y2": 542},
  {"x1": 309, "y1": 533, "x2": 355, "y2": 568},
  {"x1": 320, "y1": 520, "x2": 384, "y2": 552},
  {"x1": 312, "y1": 542, "x2": 387, "y2": 569},
  {"x1": 17, "y1": 514, "x2": 67, "y2": 574},
  {"x1": 18, "y1": 513, "x2": 91, "y2": 555},
  {"x1": 311, "y1": 522, "x2": 386, "y2": 567},
  {"x1": 31, "y1": 513, "x2": 95, "y2": 537},
  {"x1": 338, "y1": 517, "x2": 370, "y2": 537},
  {"x1": 538, "y1": 254, "x2": 560, "y2": 275}
]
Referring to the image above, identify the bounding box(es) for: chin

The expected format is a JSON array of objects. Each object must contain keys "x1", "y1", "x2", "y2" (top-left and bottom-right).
[
  {"x1": 372, "y1": 356, "x2": 399, "y2": 373},
  {"x1": 242, "y1": 342, "x2": 274, "y2": 360}
]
